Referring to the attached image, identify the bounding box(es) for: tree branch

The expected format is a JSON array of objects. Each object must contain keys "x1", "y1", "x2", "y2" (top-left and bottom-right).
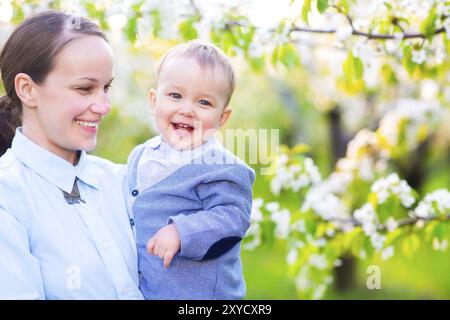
[
  {"x1": 326, "y1": 214, "x2": 450, "y2": 231},
  {"x1": 291, "y1": 26, "x2": 446, "y2": 40}
]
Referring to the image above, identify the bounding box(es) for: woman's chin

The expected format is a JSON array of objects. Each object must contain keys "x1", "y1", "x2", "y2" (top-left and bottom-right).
[{"x1": 77, "y1": 139, "x2": 97, "y2": 152}]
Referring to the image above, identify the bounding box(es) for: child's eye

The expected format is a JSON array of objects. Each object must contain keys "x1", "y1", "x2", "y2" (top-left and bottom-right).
[
  {"x1": 104, "y1": 84, "x2": 112, "y2": 93},
  {"x1": 198, "y1": 99, "x2": 212, "y2": 107},
  {"x1": 169, "y1": 93, "x2": 182, "y2": 99}
]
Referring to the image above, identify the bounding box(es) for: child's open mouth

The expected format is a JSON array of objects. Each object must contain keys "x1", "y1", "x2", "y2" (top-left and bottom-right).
[{"x1": 172, "y1": 122, "x2": 194, "y2": 136}]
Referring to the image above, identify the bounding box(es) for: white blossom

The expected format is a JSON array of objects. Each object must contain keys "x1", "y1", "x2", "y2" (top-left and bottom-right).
[
  {"x1": 287, "y1": 249, "x2": 298, "y2": 265},
  {"x1": 335, "y1": 25, "x2": 353, "y2": 41},
  {"x1": 270, "y1": 209, "x2": 291, "y2": 239},
  {"x1": 433, "y1": 238, "x2": 448, "y2": 251},
  {"x1": 301, "y1": 186, "x2": 350, "y2": 221},
  {"x1": 414, "y1": 189, "x2": 450, "y2": 218},
  {"x1": 412, "y1": 49, "x2": 426, "y2": 64},
  {"x1": 250, "y1": 198, "x2": 264, "y2": 222},
  {"x1": 271, "y1": 155, "x2": 322, "y2": 195},
  {"x1": 371, "y1": 173, "x2": 415, "y2": 208},
  {"x1": 444, "y1": 17, "x2": 450, "y2": 40},
  {"x1": 378, "y1": 99, "x2": 441, "y2": 151},
  {"x1": 370, "y1": 233, "x2": 386, "y2": 250},
  {"x1": 354, "y1": 203, "x2": 379, "y2": 236},
  {"x1": 385, "y1": 217, "x2": 398, "y2": 232},
  {"x1": 309, "y1": 254, "x2": 328, "y2": 270},
  {"x1": 381, "y1": 246, "x2": 394, "y2": 260}
]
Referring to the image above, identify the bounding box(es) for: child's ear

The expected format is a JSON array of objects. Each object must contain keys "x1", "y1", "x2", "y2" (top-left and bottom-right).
[
  {"x1": 148, "y1": 88, "x2": 157, "y2": 114},
  {"x1": 219, "y1": 106, "x2": 232, "y2": 128}
]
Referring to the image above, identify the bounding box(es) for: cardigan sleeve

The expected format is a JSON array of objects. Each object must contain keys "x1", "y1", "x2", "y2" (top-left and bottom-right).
[{"x1": 168, "y1": 164, "x2": 255, "y2": 260}]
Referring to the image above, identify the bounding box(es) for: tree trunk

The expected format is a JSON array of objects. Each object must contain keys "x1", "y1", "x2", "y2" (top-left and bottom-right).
[{"x1": 327, "y1": 107, "x2": 357, "y2": 292}]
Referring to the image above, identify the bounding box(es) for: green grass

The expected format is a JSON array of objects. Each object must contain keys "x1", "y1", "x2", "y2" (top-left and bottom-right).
[{"x1": 243, "y1": 242, "x2": 450, "y2": 300}]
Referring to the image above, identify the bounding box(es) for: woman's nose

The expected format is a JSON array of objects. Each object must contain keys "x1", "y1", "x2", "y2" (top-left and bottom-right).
[{"x1": 90, "y1": 92, "x2": 111, "y2": 115}]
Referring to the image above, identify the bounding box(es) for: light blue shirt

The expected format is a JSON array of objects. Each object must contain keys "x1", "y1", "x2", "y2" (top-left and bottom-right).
[{"x1": 0, "y1": 128, "x2": 143, "y2": 300}]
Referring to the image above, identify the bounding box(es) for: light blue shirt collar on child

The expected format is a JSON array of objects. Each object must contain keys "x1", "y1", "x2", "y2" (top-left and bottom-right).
[{"x1": 137, "y1": 135, "x2": 218, "y2": 186}]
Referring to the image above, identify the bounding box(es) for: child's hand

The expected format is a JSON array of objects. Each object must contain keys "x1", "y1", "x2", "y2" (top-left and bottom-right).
[{"x1": 146, "y1": 224, "x2": 181, "y2": 268}]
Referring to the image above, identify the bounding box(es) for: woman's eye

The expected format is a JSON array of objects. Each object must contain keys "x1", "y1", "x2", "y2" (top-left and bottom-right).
[
  {"x1": 169, "y1": 93, "x2": 182, "y2": 99},
  {"x1": 104, "y1": 84, "x2": 112, "y2": 92},
  {"x1": 199, "y1": 99, "x2": 212, "y2": 107},
  {"x1": 77, "y1": 87, "x2": 91, "y2": 93}
]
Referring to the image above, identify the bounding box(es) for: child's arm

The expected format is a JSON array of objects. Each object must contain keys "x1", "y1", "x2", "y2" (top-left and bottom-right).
[
  {"x1": 167, "y1": 164, "x2": 255, "y2": 261},
  {"x1": 146, "y1": 224, "x2": 180, "y2": 268}
]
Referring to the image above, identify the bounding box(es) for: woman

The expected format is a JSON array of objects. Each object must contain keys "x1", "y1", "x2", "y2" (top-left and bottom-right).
[{"x1": 0, "y1": 10, "x2": 142, "y2": 299}]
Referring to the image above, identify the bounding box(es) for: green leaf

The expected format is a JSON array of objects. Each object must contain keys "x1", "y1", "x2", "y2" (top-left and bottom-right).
[
  {"x1": 124, "y1": 17, "x2": 138, "y2": 43},
  {"x1": 402, "y1": 45, "x2": 418, "y2": 76},
  {"x1": 291, "y1": 143, "x2": 311, "y2": 155},
  {"x1": 420, "y1": 7, "x2": 437, "y2": 41},
  {"x1": 150, "y1": 9, "x2": 162, "y2": 38},
  {"x1": 302, "y1": 0, "x2": 312, "y2": 24},
  {"x1": 343, "y1": 52, "x2": 364, "y2": 81},
  {"x1": 337, "y1": 0, "x2": 350, "y2": 14},
  {"x1": 338, "y1": 51, "x2": 365, "y2": 94},
  {"x1": 401, "y1": 233, "x2": 420, "y2": 257},
  {"x1": 178, "y1": 18, "x2": 198, "y2": 41},
  {"x1": 364, "y1": 235, "x2": 375, "y2": 258},
  {"x1": 381, "y1": 64, "x2": 398, "y2": 84},
  {"x1": 248, "y1": 56, "x2": 265, "y2": 72},
  {"x1": 280, "y1": 43, "x2": 301, "y2": 68},
  {"x1": 317, "y1": 0, "x2": 329, "y2": 13}
]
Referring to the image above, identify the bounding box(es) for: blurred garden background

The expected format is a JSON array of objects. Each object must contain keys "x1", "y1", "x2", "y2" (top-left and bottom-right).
[{"x1": 0, "y1": 0, "x2": 449, "y2": 299}]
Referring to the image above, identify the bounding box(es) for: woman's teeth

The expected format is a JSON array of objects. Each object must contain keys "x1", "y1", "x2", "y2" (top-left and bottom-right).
[{"x1": 76, "y1": 120, "x2": 97, "y2": 128}]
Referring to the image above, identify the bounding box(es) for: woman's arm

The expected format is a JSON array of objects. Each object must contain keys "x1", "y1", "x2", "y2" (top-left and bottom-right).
[{"x1": 0, "y1": 205, "x2": 45, "y2": 299}]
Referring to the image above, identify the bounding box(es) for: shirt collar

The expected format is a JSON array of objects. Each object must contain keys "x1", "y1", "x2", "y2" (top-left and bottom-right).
[
  {"x1": 146, "y1": 135, "x2": 218, "y2": 159},
  {"x1": 11, "y1": 128, "x2": 99, "y2": 193}
]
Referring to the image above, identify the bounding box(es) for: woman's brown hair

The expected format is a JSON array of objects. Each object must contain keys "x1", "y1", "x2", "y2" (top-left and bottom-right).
[{"x1": 0, "y1": 10, "x2": 107, "y2": 156}]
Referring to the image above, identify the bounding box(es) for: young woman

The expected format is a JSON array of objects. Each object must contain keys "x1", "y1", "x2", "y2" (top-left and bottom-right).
[{"x1": 0, "y1": 10, "x2": 142, "y2": 299}]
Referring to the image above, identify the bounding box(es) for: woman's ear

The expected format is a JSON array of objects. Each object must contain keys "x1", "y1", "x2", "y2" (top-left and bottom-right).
[
  {"x1": 148, "y1": 88, "x2": 157, "y2": 115},
  {"x1": 14, "y1": 73, "x2": 37, "y2": 109},
  {"x1": 219, "y1": 106, "x2": 232, "y2": 128}
]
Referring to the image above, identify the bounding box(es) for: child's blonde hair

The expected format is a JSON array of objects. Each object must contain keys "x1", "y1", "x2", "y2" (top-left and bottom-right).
[{"x1": 155, "y1": 40, "x2": 236, "y2": 106}]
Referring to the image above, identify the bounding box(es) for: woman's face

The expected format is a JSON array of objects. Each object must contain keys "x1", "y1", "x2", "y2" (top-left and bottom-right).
[{"x1": 26, "y1": 35, "x2": 114, "y2": 164}]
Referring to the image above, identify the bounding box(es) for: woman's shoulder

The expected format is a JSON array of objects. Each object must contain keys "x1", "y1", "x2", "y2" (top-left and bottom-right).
[
  {"x1": 85, "y1": 153, "x2": 126, "y2": 178},
  {"x1": 0, "y1": 149, "x2": 25, "y2": 184}
]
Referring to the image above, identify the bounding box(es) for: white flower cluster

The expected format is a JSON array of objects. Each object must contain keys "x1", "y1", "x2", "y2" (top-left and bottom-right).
[
  {"x1": 353, "y1": 203, "x2": 400, "y2": 254},
  {"x1": 294, "y1": 260, "x2": 333, "y2": 299},
  {"x1": 378, "y1": 99, "x2": 442, "y2": 152},
  {"x1": 301, "y1": 185, "x2": 350, "y2": 221},
  {"x1": 270, "y1": 154, "x2": 322, "y2": 196},
  {"x1": 371, "y1": 173, "x2": 416, "y2": 208},
  {"x1": 243, "y1": 198, "x2": 264, "y2": 250},
  {"x1": 337, "y1": 129, "x2": 389, "y2": 181},
  {"x1": 412, "y1": 49, "x2": 427, "y2": 65},
  {"x1": 266, "y1": 202, "x2": 291, "y2": 239},
  {"x1": 414, "y1": 189, "x2": 450, "y2": 219},
  {"x1": 354, "y1": 203, "x2": 379, "y2": 236}
]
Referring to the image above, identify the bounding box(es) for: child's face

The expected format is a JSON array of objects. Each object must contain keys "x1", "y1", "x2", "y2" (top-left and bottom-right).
[{"x1": 149, "y1": 56, "x2": 232, "y2": 150}]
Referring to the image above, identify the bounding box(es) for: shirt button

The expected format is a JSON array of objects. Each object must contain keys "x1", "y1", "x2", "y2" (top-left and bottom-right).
[
  {"x1": 131, "y1": 189, "x2": 139, "y2": 197},
  {"x1": 102, "y1": 241, "x2": 110, "y2": 249}
]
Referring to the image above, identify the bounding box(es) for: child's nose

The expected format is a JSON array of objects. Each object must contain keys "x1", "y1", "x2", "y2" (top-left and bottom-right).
[{"x1": 178, "y1": 103, "x2": 195, "y2": 116}]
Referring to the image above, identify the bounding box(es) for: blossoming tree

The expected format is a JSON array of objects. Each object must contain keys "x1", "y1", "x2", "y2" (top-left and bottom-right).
[{"x1": 2, "y1": 0, "x2": 449, "y2": 299}]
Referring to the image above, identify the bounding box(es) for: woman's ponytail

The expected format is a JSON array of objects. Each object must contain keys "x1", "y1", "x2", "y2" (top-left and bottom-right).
[{"x1": 0, "y1": 95, "x2": 20, "y2": 156}]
